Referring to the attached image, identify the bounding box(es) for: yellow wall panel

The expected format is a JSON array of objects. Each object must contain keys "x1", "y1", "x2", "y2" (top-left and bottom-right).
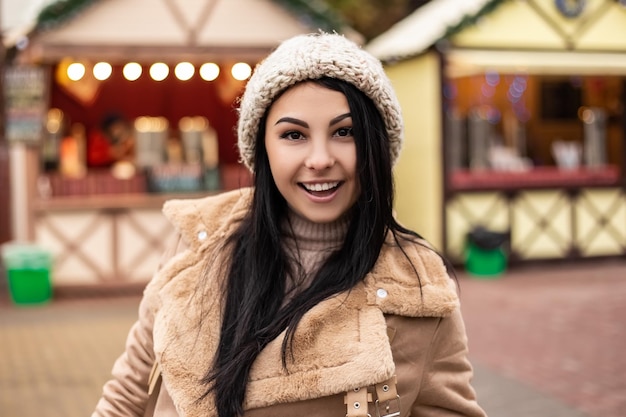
[
  {"x1": 529, "y1": 0, "x2": 610, "y2": 38},
  {"x1": 576, "y1": 5, "x2": 626, "y2": 50},
  {"x1": 451, "y1": 1, "x2": 565, "y2": 49},
  {"x1": 386, "y1": 53, "x2": 443, "y2": 248}
]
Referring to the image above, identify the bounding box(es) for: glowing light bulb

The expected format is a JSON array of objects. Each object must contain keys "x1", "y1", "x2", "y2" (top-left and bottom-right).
[
  {"x1": 93, "y1": 62, "x2": 112, "y2": 80},
  {"x1": 175, "y1": 62, "x2": 195, "y2": 81},
  {"x1": 123, "y1": 62, "x2": 142, "y2": 81},
  {"x1": 231, "y1": 62, "x2": 251, "y2": 81},
  {"x1": 67, "y1": 63, "x2": 85, "y2": 81},
  {"x1": 150, "y1": 62, "x2": 169, "y2": 81},
  {"x1": 200, "y1": 63, "x2": 220, "y2": 81}
]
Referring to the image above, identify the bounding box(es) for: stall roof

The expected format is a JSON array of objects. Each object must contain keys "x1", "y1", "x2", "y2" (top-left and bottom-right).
[
  {"x1": 366, "y1": 0, "x2": 626, "y2": 76},
  {"x1": 1, "y1": 0, "x2": 47, "y2": 47},
  {"x1": 365, "y1": 0, "x2": 498, "y2": 62},
  {"x1": 15, "y1": 0, "x2": 360, "y2": 64}
]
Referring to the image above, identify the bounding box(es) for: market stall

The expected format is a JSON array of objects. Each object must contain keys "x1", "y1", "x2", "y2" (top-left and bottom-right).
[
  {"x1": 366, "y1": 0, "x2": 626, "y2": 264},
  {"x1": 7, "y1": 0, "x2": 355, "y2": 290}
]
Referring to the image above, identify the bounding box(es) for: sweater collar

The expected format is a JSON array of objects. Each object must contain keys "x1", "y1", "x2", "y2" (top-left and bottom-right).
[{"x1": 281, "y1": 210, "x2": 349, "y2": 252}]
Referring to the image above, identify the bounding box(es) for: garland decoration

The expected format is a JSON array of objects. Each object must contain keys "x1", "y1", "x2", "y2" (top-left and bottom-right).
[
  {"x1": 36, "y1": 0, "x2": 99, "y2": 31},
  {"x1": 271, "y1": 0, "x2": 347, "y2": 33},
  {"x1": 34, "y1": 0, "x2": 346, "y2": 34}
]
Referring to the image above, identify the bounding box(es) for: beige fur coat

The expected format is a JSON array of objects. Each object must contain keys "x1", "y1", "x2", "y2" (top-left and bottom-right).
[{"x1": 93, "y1": 188, "x2": 486, "y2": 417}]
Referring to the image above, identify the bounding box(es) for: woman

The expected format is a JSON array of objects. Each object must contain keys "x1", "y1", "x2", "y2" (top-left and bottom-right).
[{"x1": 93, "y1": 33, "x2": 486, "y2": 417}]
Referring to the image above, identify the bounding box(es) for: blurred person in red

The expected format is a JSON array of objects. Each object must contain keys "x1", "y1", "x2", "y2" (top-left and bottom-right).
[{"x1": 87, "y1": 113, "x2": 135, "y2": 167}]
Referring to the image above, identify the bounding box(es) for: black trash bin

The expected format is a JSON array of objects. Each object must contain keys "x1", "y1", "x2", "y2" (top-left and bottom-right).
[{"x1": 465, "y1": 227, "x2": 509, "y2": 278}]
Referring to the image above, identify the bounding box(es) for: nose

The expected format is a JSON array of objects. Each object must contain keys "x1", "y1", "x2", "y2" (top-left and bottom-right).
[{"x1": 304, "y1": 138, "x2": 335, "y2": 170}]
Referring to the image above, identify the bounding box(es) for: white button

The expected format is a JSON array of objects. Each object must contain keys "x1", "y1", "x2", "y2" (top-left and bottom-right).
[
  {"x1": 198, "y1": 230, "x2": 208, "y2": 240},
  {"x1": 377, "y1": 288, "x2": 388, "y2": 298}
]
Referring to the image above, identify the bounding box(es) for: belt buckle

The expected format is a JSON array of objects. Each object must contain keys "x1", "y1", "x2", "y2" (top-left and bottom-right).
[{"x1": 375, "y1": 395, "x2": 401, "y2": 417}]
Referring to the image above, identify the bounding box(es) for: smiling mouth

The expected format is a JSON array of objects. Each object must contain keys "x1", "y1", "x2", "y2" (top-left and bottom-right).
[{"x1": 300, "y1": 181, "x2": 341, "y2": 196}]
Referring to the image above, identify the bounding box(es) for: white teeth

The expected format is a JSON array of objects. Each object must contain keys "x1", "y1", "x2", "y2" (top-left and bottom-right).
[{"x1": 303, "y1": 182, "x2": 339, "y2": 192}]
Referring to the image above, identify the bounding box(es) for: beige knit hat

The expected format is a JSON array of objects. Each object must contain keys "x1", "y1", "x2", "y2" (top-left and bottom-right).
[{"x1": 236, "y1": 32, "x2": 404, "y2": 172}]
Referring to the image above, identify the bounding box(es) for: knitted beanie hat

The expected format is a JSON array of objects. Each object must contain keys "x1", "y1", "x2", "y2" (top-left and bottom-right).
[{"x1": 236, "y1": 32, "x2": 404, "y2": 172}]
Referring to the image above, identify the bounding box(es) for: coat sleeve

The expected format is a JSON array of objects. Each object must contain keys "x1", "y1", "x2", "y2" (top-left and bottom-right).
[
  {"x1": 411, "y1": 308, "x2": 487, "y2": 417},
  {"x1": 92, "y1": 233, "x2": 185, "y2": 417}
]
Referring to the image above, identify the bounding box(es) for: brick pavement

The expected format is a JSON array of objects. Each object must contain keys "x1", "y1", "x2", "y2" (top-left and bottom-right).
[
  {"x1": 1, "y1": 260, "x2": 624, "y2": 417},
  {"x1": 458, "y1": 259, "x2": 626, "y2": 417},
  {"x1": 0, "y1": 295, "x2": 140, "y2": 417}
]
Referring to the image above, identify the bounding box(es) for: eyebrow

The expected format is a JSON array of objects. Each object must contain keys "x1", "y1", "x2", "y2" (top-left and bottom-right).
[
  {"x1": 330, "y1": 113, "x2": 352, "y2": 126},
  {"x1": 274, "y1": 112, "x2": 352, "y2": 128},
  {"x1": 275, "y1": 117, "x2": 307, "y2": 128}
]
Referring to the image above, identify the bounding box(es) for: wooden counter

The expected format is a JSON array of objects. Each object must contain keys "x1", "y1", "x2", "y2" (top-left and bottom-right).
[
  {"x1": 34, "y1": 191, "x2": 213, "y2": 212},
  {"x1": 29, "y1": 163, "x2": 254, "y2": 291},
  {"x1": 444, "y1": 166, "x2": 626, "y2": 264},
  {"x1": 33, "y1": 191, "x2": 220, "y2": 291},
  {"x1": 449, "y1": 166, "x2": 621, "y2": 191}
]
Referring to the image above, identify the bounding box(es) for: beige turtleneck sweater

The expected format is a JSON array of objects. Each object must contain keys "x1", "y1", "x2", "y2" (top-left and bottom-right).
[{"x1": 281, "y1": 210, "x2": 349, "y2": 299}]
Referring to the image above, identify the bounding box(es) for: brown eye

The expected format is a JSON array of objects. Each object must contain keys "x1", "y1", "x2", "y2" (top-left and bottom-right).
[
  {"x1": 334, "y1": 127, "x2": 353, "y2": 137},
  {"x1": 280, "y1": 130, "x2": 304, "y2": 141}
]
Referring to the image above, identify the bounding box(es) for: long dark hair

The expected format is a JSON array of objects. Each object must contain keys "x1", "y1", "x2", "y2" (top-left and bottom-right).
[{"x1": 201, "y1": 77, "x2": 424, "y2": 416}]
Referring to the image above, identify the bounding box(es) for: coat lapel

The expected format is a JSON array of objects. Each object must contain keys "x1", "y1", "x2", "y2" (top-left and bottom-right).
[
  {"x1": 153, "y1": 258, "x2": 395, "y2": 416},
  {"x1": 244, "y1": 285, "x2": 395, "y2": 410}
]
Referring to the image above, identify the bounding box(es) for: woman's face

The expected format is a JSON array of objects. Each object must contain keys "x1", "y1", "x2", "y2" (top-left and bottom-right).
[{"x1": 264, "y1": 81, "x2": 359, "y2": 224}]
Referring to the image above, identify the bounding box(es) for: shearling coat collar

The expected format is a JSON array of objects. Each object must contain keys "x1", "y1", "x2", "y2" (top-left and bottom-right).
[{"x1": 145, "y1": 188, "x2": 459, "y2": 417}]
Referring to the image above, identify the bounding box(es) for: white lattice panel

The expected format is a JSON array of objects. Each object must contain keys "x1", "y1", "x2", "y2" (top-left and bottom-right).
[
  {"x1": 34, "y1": 206, "x2": 175, "y2": 287},
  {"x1": 511, "y1": 190, "x2": 572, "y2": 259},
  {"x1": 117, "y1": 209, "x2": 175, "y2": 283},
  {"x1": 575, "y1": 189, "x2": 626, "y2": 256},
  {"x1": 36, "y1": 211, "x2": 114, "y2": 285}
]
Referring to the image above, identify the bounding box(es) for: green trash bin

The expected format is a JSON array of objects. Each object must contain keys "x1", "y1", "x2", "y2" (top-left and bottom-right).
[
  {"x1": 465, "y1": 227, "x2": 509, "y2": 278},
  {"x1": 1, "y1": 243, "x2": 53, "y2": 305}
]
